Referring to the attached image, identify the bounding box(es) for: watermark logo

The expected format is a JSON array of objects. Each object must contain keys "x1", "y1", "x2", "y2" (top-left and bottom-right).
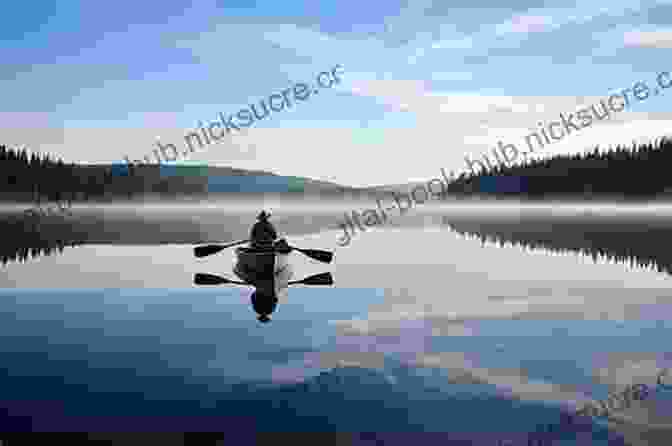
[
  {"x1": 123, "y1": 65, "x2": 344, "y2": 166},
  {"x1": 464, "y1": 69, "x2": 672, "y2": 176}
]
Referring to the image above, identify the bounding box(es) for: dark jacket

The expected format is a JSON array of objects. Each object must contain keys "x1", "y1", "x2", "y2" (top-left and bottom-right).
[{"x1": 250, "y1": 219, "x2": 277, "y2": 249}]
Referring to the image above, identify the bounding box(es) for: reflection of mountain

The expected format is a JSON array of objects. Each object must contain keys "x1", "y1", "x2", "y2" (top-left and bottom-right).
[
  {"x1": 193, "y1": 366, "x2": 625, "y2": 444},
  {"x1": 446, "y1": 218, "x2": 672, "y2": 275},
  {"x1": 0, "y1": 363, "x2": 628, "y2": 444},
  {"x1": 0, "y1": 214, "x2": 82, "y2": 266}
]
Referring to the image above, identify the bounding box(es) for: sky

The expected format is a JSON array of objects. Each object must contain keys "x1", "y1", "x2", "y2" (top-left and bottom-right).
[{"x1": 4, "y1": 0, "x2": 672, "y2": 187}]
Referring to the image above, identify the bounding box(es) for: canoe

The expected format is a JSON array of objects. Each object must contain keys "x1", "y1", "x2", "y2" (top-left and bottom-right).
[{"x1": 233, "y1": 247, "x2": 292, "y2": 295}]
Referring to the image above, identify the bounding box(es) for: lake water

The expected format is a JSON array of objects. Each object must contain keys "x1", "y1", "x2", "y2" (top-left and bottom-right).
[{"x1": 2, "y1": 200, "x2": 672, "y2": 445}]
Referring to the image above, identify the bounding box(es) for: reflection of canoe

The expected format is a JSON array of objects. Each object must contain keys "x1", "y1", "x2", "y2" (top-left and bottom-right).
[{"x1": 233, "y1": 247, "x2": 292, "y2": 295}]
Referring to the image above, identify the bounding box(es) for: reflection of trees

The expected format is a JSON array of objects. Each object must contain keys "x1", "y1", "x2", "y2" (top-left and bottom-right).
[
  {"x1": 0, "y1": 214, "x2": 82, "y2": 266},
  {"x1": 447, "y1": 219, "x2": 672, "y2": 276},
  {"x1": 1, "y1": 241, "x2": 79, "y2": 266}
]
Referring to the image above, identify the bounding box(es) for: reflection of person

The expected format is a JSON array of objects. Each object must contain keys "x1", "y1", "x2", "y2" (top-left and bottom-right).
[
  {"x1": 245, "y1": 249, "x2": 293, "y2": 324},
  {"x1": 250, "y1": 211, "x2": 277, "y2": 250},
  {"x1": 251, "y1": 288, "x2": 277, "y2": 323}
]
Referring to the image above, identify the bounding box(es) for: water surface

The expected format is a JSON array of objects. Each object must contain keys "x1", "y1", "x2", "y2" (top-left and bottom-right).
[{"x1": 2, "y1": 201, "x2": 672, "y2": 444}]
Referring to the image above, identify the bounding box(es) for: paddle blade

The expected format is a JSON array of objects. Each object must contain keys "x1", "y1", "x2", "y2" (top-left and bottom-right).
[
  {"x1": 194, "y1": 239, "x2": 249, "y2": 258},
  {"x1": 293, "y1": 248, "x2": 333, "y2": 264},
  {"x1": 291, "y1": 272, "x2": 334, "y2": 286},
  {"x1": 194, "y1": 245, "x2": 227, "y2": 258},
  {"x1": 194, "y1": 273, "x2": 232, "y2": 285}
]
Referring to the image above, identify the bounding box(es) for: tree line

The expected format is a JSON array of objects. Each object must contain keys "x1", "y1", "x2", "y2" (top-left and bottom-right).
[
  {"x1": 6, "y1": 135, "x2": 672, "y2": 202},
  {"x1": 0, "y1": 144, "x2": 214, "y2": 202},
  {"x1": 446, "y1": 136, "x2": 672, "y2": 198},
  {"x1": 0, "y1": 144, "x2": 362, "y2": 202}
]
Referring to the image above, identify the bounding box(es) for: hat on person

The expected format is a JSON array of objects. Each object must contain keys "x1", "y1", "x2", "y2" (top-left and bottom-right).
[{"x1": 257, "y1": 210, "x2": 271, "y2": 221}]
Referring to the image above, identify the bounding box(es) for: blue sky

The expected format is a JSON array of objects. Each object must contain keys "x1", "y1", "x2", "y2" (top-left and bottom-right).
[{"x1": 3, "y1": 0, "x2": 672, "y2": 186}]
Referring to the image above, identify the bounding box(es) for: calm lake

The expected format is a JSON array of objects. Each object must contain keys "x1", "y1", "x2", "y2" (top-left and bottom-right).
[{"x1": 1, "y1": 200, "x2": 672, "y2": 445}]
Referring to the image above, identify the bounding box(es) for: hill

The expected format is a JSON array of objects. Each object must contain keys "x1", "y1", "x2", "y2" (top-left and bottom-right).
[
  {"x1": 0, "y1": 145, "x2": 374, "y2": 202},
  {"x1": 444, "y1": 136, "x2": 672, "y2": 199}
]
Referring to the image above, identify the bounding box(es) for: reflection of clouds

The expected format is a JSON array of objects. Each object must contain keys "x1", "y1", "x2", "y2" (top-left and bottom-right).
[
  {"x1": 330, "y1": 303, "x2": 530, "y2": 335},
  {"x1": 269, "y1": 318, "x2": 672, "y2": 429},
  {"x1": 270, "y1": 351, "x2": 323, "y2": 383},
  {"x1": 590, "y1": 352, "x2": 672, "y2": 389},
  {"x1": 270, "y1": 351, "x2": 388, "y2": 384},
  {"x1": 271, "y1": 319, "x2": 440, "y2": 384},
  {"x1": 271, "y1": 319, "x2": 476, "y2": 385},
  {"x1": 412, "y1": 352, "x2": 592, "y2": 411},
  {"x1": 333, "y1": 319, "x2": 434, "y2": 364},
  {"x1": 326, "y1": 316, "x2": 672, "y2": 415}
]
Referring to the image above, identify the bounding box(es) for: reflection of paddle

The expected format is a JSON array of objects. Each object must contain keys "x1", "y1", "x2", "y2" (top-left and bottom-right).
[
  {"x1": 194, "y1": 242, "x2": 333, "y2": 264},
  {"x1": 194, "y1": 272, "x2": 334, "y2": 286},
  {"x1": 289, "y1": 272, "x2": 333, "y2": 285}
]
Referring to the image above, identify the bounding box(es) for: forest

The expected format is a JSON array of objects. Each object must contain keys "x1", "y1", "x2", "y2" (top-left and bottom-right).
[
  {"x1": 446, "y1": 136, "x2": 672, "y2": 198},
  {"x1": 0, "y1": 144, "x2": 207, "y2": 202},
  {"x1": 0, "y1": 144, "x2": 366, "y2": 203},
  {"x1": 5, "y1": 136, "x2": 672, "y2": 203},
  {"x1": 0, "y1": 145, "x2": 317, "y2": 202}
]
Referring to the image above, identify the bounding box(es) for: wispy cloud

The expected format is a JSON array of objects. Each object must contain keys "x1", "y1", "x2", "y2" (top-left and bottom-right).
[
  {"x1": 496, "y1": 15, "x2": 551, "y2": 35},
  {"x1": 3, "y1": 0, "x2": 672, "y2": 187},
  {"x1": 624, "y1": 29, "x2": 672, "y2": 48}
]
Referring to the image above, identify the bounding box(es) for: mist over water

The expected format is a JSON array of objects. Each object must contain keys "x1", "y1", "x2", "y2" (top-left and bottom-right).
[{"x1": 2, "y1": 199, "x2": 672, "y2": 444}]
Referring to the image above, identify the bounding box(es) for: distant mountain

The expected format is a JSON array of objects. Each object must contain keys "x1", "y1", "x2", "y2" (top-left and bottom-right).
[
  {"x1": 8, "y1": 135, "x2": 672, "y2": 203},
  {"x1": 0, "y1": 144, "x2": 377, "y2": 202},
  {"x1": 366, "y1": 181, "x2": 434, "y2": 195},
  {"x1": 182, "y1": 365, "x2": 625, "y2": 443}
]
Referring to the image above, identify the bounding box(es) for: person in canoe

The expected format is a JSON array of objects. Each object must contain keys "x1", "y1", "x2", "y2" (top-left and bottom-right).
[
  {"x1": 194, "y1": 213, "x2": 333, "y2": 323},
  {"x1": 250, "y1": 210, "x2": 277, "y2": 250},
  {"x1": 235, "y1": 210, "x2": 293, "y2": 322}
]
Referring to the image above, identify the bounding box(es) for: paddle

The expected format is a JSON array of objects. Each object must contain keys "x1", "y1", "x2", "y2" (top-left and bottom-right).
[
  {"x1": 194, "y1": 241, "x2": 333, "y2": 264},
  {"x1": 194, "y1": 239, "x2": 249, "y2": 258},
  {"x1": 194, "y1": 271, "x2": 333, "y2": 286},
  {"x1": 290, "y1": 247, "x2": 333, "y2": 264}
]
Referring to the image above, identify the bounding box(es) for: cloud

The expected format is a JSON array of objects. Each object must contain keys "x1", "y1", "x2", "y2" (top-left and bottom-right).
[
  {"x1": 428, "y1": 36, "x2": 474, "y2": 50},
  {"x1": 7, "y1": 1, "x2": 671, "y2": 188},
  {"x1": 348, "y1": 78, "x2": 429, "y2": 103},
  {"x1": 410, "y1": 1, "x2": 645, "y2": 65},
  {"x1": 430, "y1": 71, "x2": 473, "y2": 81},
  {"x1": 624, "y1": 30, "x2": 672, "y2": 48},
  {"x1": 496, "y1": 15, "x2": 551, "y2": 35}
]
